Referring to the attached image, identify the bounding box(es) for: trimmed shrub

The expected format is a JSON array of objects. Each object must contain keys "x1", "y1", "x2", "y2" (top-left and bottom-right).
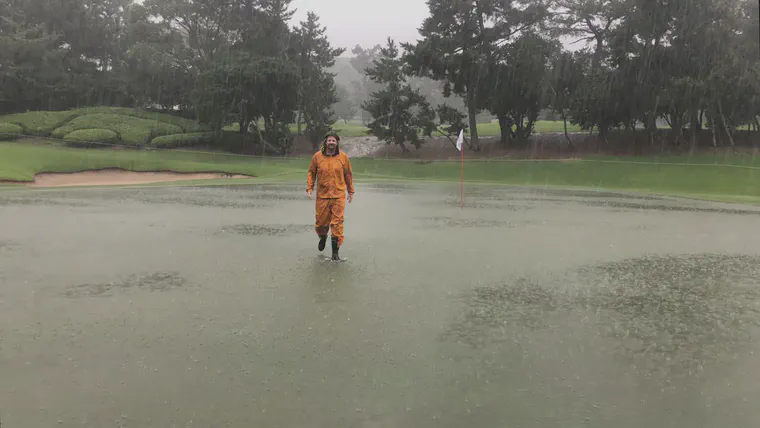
[
  {"x1": 0, "y1": 111, "x2": 79, "y2": 136},
  {"x1": 0, "y1": 108, "x2": 209, "y2": 139},
  {"x1": 63, "y1": 129, "x2": 120, "y2": 147},
  {"x1": 74, "y1": 107, "x2": 208, "y2": 133},
  {"x1": 0, "y1": 122, "x2": 23, "y2": 140},
  {"x1": 52, "y1": 114, "x2": 182, "y2": 146},
  {"x1": 151, "y1": 132, "x2": 215, "y2": 148}
]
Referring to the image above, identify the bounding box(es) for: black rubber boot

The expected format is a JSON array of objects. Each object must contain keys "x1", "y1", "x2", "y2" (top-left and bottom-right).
[
  {"x1": 318, "y1": 235, "x2": 327, "y2": 252},
  {"x1": 331, "y1": 237, "x2": 340, "y2": 261}
]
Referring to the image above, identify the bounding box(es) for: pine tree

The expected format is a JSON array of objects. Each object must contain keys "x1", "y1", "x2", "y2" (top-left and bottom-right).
[
  {"x1": 293, "y1": 12, "x2": 345, "y2": 148},
  {"x1": 363, "y1": 38, "x2": 436, "y2": 152}
]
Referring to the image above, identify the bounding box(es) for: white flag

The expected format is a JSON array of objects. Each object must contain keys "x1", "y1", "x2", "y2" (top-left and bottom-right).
[{"x1": 456, "y1": 129, "x2": 464, "y2": 151}]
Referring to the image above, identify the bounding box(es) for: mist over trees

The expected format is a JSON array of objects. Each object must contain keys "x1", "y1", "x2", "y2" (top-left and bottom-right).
[{"x1": 1, "y1": 0, "x2": 758, "y2": 152}]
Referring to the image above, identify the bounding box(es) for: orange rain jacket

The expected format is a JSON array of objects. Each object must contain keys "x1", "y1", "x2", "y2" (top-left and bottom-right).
[{"x1": 307, "y1": 147, "x2": 355, "y2": 199}]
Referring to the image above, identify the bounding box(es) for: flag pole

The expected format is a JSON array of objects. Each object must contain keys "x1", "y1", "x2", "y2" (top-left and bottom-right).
[
  {"x1": 456, "y1": 129, "x2": 465, "y2": 209},
  {"x1": 460, "y1": 137, "x2": 464, "y2": 209}
]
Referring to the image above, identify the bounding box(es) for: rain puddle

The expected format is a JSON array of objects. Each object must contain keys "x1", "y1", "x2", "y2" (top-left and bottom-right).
[
  {"x1": 446, "y1": 253, "x2": 760, "y2": 374},
  {"x1": 64, "y1": 272, "x2": 187, "y2": 298},
  {"x1": 419, "y1": 216, "x2": 524, "y2": 228},
  {"x1": 221, "y1": 224, "x2": 313, "y2": 236}
]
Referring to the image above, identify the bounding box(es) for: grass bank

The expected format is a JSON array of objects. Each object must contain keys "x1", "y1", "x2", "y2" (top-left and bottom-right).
[
  {"x1": 2, "y1": 141, "x2": 759, "y2": 203},
  {"x1": 0, "y1": 142, "x2": 305, "y2": 182}
]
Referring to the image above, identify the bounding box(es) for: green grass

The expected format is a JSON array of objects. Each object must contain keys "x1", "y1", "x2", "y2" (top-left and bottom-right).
[
  {"x1": 331, "y1": 122, "x2": 373, "y2": 137},
  {"x1": 0, "y1": 141, "x2": 305, "y2": 182},
  {"x1": 2, "y1": 141, "x2": 760, "y2": 203},
  {"x1": 348, "y1": 157, "x2": 760, "y2": 202},
  {"x1": 51, "y1": 114, "x2": 183, "y2": 146}
]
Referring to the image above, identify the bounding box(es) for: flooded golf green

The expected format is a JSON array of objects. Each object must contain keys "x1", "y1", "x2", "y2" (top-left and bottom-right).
[{"x1": 1, "y1": 183, "x2": 759, "y2": 427}]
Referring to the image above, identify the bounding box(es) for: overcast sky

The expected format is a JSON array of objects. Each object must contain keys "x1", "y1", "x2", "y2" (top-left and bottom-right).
[{"x1": 290, "y1": 0, "x2": 430, "y2": 55}]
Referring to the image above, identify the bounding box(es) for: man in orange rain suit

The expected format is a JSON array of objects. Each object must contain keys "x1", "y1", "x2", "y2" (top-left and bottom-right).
[{"x1": 306, "y1": 131, "x2": 355, "y2": 260}]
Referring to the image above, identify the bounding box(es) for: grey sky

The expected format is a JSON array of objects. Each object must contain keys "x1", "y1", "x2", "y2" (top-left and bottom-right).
[{"x1": 290, "y1": 0, "x2": 430, "y2": 54}]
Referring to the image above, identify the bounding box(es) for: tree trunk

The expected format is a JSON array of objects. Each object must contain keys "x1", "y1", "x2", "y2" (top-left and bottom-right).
[
  {"x1": 250, "y1": 120, "x2": 264, "y2": 147},
  {"x1": 523, "y1": 117, "x2": 536, "y2": 139},
  {"x1": 562, "y1": 113, "x2": 573, "y2": 149},
  {"x1": 600, "y1": 126, "x2": 608, "y2": 145},
  {"x1": 689, "y1": 109, "x2": 699, "y2": 150},
  {"x1": 671, "y1": 115, "x2": 684, "y2": 146},
  {"x1": 646, "y1": 95, "x2": 659, "y2": 147},
  {"x1": 466, "y1": 87, "x2": 479, "y2": 151},
  {"x1": 592, "y1": 36, "x2": 603, "y2": 71},
  {"x1": 708, "y1": 112, "x2": 718, "y2": 147},
  {"x1": 717, "y1": 99, "x2": 735, "y2": 148},
  {"x1": 497, "y1": 114, "x2": 509, "y2": 146},
  {"x1": 690, "y1": 120, "x2": 698, "y2": 152},
  {"x1": 297, "y1": 111, "x2": 303, "y2": 135},
  {"x1": 514, "y1": 120, "x2": 524, "y2": 141}
]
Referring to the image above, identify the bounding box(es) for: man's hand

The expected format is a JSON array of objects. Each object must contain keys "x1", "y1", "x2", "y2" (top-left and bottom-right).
[
  {"x1": 347, "y1": 193, "x2": 354, "y2": 203},
  {"x1": 307, "y1": 190, "x2": 313, "y2": 200}
]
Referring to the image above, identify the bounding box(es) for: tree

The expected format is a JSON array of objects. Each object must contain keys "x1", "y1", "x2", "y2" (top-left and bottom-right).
[
  {"x1": 0, "y1": 21, "x2": 72, "y2": 114},
  {"x1": 363, "y1": 38, "x2": 436, "y2": 152},
  {"x1": 349, "y1": 44, "x2": 383, "y2": 124},
  {"x1": 548, "y1": 51, "x2": 586, "y2": 147},
  {"x1": 194, "y1": 53, "x2": 299, "y2": 151},
  {"x1": 550, "y1": 0, "x2": 626, "y2": 71},
  {"x1": 435, "y1": 104, "x2": 470, "y2": 150},
  {"x1": 254, "y1": 0, "x2": 296, "y2": 57},
  {"x1": 0, "y1": 0, "x2": 107, "y2": 113},
  {"x1": 143, "y1": 0, "x2": 239, "y2": 65},
  {"x1": 484, "y1": 32, "x2": 557, "y2": 146},
  {"x1": 293, "y1": 11, "x2": 344, "y2": 147},
  {"x1": 123, "y1": 3, "x2": 194, "y2": 110},
  {"x1": 334, "y1": 85, "x2": 358, "y2": 123},
  {"x1": 403, "y1": 0, "x2": 548, "y2": 151}
]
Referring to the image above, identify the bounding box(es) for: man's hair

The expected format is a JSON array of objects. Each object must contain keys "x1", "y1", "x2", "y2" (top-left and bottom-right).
[
  {"x1": 320, "y1": 130, "x2": 341, "y2": 155},
  {"x1": 323, "y1": 131, "x2": 340, "y2": 142}
]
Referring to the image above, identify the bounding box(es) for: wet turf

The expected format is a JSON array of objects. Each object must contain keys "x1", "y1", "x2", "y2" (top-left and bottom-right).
[{"x1": 1, "y1": 183, "x2": 759, "y2": 427}]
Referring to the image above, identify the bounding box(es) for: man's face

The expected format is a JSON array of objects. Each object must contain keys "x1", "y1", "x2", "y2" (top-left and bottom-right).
[{"x1": 326, "y1": 136, "x2": 338, "y2": 150}]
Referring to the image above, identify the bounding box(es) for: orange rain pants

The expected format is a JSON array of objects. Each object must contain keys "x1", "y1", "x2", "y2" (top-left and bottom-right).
[
  {"x1": 307, "y1": 148, "x2": 355, "y2": 246},
  {"x1": 315, "y1": 197, "x2": 346, "y2": 245}
]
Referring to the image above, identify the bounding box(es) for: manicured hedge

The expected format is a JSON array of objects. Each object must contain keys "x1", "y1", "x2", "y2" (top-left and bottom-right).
[
  {"x1": 0, "y1": 111, "x2": 78, "y2": 136},
  {"x1": 63, "y1": 129, "x2": 120, "y2": 146},
  {"x1": 52, "y1": 114, "x2": 182, "y2": 146},
  {"x1": 151, "y1": 132, "x2": 215, "y2": 148},
  {"x1": 0, "y1": 123, "x2": 23, "y2": 140}
]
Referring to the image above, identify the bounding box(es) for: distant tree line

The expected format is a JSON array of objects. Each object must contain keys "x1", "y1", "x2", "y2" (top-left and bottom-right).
[
  {"x1": 364, "y1": 0, "x2": 760, "y2": 151},
  {"x1": 0, "y1": 0, "x2": 758, "y2": 152},
  {"x1": 0, "y1": 0, "x2": 343, "y2": 151}
]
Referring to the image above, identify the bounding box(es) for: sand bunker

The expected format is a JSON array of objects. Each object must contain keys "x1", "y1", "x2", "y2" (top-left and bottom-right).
[{"x1": 22, "y1": 169, "x2": 251, "y2": 188}]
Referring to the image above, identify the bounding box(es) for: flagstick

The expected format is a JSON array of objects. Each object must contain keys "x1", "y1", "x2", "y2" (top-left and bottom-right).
[{"x1": 460, "y1": 139, "x2": 464, "y2": 209}]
